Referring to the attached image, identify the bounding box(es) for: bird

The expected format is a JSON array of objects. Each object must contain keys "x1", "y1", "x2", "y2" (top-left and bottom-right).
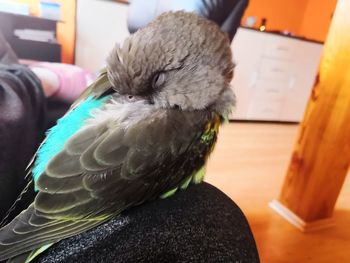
[{"x1": 0, "y1": 11, "x2": 235, "y2": 262}]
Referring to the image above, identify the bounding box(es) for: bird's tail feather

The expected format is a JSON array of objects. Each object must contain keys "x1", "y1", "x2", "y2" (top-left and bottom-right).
[
  {"x1": 0, "y1": 205, "x2": 103, "y2": 261},
  {"x1": 0, "y1": 180, "x2": 34, "y2": 228}
]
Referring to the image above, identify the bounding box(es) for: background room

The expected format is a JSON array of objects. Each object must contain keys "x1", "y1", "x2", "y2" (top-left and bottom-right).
[{"x1": 0, "y1": 0, "x2": 349, "y2": 262}]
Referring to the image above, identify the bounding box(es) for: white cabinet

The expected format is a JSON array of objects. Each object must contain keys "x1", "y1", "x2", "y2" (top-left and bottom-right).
[{"x1": 230, "y1": 28, "x2": 323, "y2": 122}]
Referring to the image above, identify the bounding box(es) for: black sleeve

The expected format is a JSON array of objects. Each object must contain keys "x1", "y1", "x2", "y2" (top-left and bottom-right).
[{"x1": 0, "y1": 64, "x2": 46, "y2": 222}]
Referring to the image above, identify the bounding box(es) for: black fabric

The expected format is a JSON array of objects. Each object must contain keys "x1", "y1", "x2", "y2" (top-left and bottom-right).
[
  {"x1": 0, "y1": 64, "x2": 46, "y2": 221},
  {"x1": 127, "y1": 0, "x2": 249, "y2": 42},
  {"x1": 45, "y1": 97, "x2": 71, "y2": 129},
  {"x1": 37, "y1": 183, "x2": 259, "y2": 263}
]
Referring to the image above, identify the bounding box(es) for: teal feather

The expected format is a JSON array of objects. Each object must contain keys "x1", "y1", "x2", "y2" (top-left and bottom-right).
[{"x1": 32, "y1": 96, "x2": 109, "y2": 183}]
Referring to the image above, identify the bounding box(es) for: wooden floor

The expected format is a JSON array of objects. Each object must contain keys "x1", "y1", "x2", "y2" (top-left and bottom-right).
[{"x1": 205, "y1": 122, "x2": 350, "y2": 263}]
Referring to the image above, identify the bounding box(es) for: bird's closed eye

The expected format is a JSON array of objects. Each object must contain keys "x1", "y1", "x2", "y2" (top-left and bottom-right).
[
  {"x1": 152, "y1": 72, "x2": 166, "y2": 89},
  {"x1": 127, "y1": 95, "x2": 141, "y2": 103}
]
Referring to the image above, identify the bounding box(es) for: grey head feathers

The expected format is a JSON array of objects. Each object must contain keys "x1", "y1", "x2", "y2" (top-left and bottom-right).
[{"x1": 106, "y1": 11, "x2": 235, "y2": 116}]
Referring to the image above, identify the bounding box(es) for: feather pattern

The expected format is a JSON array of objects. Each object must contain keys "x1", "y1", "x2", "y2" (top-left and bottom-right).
[
  {"x1": 32, "y1": 96, "x2": 109, "y2": 182},
  {"x1": 0, "y1": 103, "x2": 220, "y2": 261}
]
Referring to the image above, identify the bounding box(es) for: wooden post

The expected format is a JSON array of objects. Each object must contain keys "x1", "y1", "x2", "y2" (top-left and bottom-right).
[{"x1": 270, "y1": 0, "x2": 350, "y2": 232}]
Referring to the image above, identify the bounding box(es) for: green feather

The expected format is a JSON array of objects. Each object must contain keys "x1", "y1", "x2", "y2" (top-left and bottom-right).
[
  {"x1": 200, "y1": 129, "x2": 216, "y2": 144},
  {"x1": 25, "y1": 244, "x2": 53, "y2": 263},
  {"x1": 180, "y1": 176, "x2": 193, "y2": 190},
  {"x1": 192, "y1": 166, "x2": 206, "y2": 184},
  {"x1": 160, "y1": 187, "x2": 178, "y2": 199}
]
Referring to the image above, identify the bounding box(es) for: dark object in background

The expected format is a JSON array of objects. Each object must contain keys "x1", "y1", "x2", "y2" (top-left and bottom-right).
[
  {"x1": 128, "y1": 0, "x2": 249, "y2": 42},
  {"x1": 0, "y1": 63, "x2": 46, "y2": 222},
  {"x1": 0, "y1": 31, "x2": 57, "y2": 225},
  {"x1": 0, "y1": 11, "x2": 61, "y2": 62},
  {"x1": 37, "y1": 183, "x2": 260, "y2": 263},
  {"x1": 45, "y1": 97, "x2": 71, "y2": 129}
]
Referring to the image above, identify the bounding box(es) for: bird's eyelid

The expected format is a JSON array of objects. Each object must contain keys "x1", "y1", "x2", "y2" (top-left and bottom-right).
[
  {"x1": 152, "y1": 71, "x2": 166, "y2": 89},
  {"x1": 150, "y1": 65, "x2": 183, "y2": 91}
]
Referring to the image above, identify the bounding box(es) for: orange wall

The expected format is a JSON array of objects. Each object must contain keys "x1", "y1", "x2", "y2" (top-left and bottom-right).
[
  {"x1": 242, "y1": 0, "x2": 337, "y2": 42},
  {"x1": 56, "y1": 0, "x2": 76, "y2": 64},
  {"x1": 242, "y1": 0, "x2": 308, "y2": 34},
  {"x1": 299, "y1": 0, "x2": 337, "y2": 42},
  {"x1": 15, "y1": 0, "x2": 76, "y2": 64}
]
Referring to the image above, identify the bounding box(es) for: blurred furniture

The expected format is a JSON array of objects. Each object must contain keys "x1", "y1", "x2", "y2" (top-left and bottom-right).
[
  {"x1": 230, "y1": 27, "x2": 323, "y2": 122},
  {"x1": 271, "y1": 0, "x2": 350, "y2": 232},
  {"x1": 0, "y1": 11, "x2": 61, "y2": 62}
]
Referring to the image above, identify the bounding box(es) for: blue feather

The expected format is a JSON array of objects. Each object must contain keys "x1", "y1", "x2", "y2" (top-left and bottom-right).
[{"x1": 32, "y1": 96, "x2": 109, "y2": 183}]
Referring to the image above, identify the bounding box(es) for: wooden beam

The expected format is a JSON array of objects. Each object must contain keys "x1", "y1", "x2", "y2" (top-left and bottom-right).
[{"x1": 272, "y1": 0, "x2": 350, "y2": 229}]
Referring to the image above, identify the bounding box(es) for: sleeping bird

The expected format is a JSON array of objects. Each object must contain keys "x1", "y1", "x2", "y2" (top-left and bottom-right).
[{"x1": 0, "y1": 11, "x2": 235, "y2": 262}]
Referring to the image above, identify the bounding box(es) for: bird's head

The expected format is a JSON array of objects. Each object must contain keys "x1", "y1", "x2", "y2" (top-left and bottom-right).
[{"x1": 106, "y1": 11, "x2": 235, "y2": 116}]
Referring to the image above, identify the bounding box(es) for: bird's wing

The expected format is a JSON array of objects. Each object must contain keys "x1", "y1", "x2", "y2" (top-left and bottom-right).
[
  {"x1": 0, "y1": 110, "x2": 219, "y2": 261},
  {"x1": 0, "y1": 69, "x2": 114, "y2": 229}
]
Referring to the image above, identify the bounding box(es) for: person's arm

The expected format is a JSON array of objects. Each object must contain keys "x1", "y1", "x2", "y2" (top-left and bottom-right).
[{"x1": 0, "y1": 64, "x2": 46, "y2": 222}]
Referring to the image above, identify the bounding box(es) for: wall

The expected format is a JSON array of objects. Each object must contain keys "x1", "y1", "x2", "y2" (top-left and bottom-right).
[
  {"x1": 75, "y1": 0, "x2": 129, "y2": 72},
  {"x1": 14, "y1": 0, "x2": 76, "y2": 64},
  {"x1": 299, "y1": 0, "x2": 337, "y2": 42},
  {"x1": 242, "y1": 0, "x2": 337, "y2": 42},
  {"x1": 242, "y1": 0, "x2": 308, "y2": 34},
  {"x1": 56, "y1": 0, "x2": 76, "y2": 64}
]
